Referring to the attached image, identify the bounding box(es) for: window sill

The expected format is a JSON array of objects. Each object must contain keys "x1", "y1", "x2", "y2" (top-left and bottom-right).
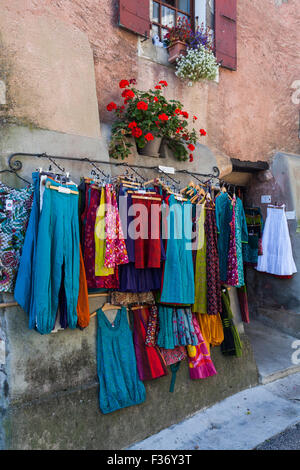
[
  {"x1": 137, "y1": 37, "x2": 219, "y2": 84},
  {"x1": 138, "y1": 37, "x2": 172, "y2": 68}
]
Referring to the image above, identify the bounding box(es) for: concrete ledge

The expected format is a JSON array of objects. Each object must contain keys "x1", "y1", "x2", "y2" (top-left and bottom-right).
[{"x1": 2, "y1": 334, "x2": 258, "y2": 450}]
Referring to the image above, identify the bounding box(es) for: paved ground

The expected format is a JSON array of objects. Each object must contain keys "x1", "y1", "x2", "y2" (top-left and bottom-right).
[
  {"x1": 128, "y1": 373, "x2": 300, "y2": 450},
  {"x1": 256, "y1": 422, "x2": 300, "y2": 450},
  {"x1": 244, "y1": 320, "x2": 300, "y2": 384}
]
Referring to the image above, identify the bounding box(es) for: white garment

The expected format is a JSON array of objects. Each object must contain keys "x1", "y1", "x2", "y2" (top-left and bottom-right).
[{"x1": 256, "y1": 206, "x2": 297, "y2": 276}]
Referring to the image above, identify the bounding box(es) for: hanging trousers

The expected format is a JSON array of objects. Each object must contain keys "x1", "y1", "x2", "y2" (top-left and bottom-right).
[
  {"x1": 34, "y1": 178, "x2": 80, "y2": 334},
  {"x1": 14, "y1": 172, "x2": 40, "y2": 329}
]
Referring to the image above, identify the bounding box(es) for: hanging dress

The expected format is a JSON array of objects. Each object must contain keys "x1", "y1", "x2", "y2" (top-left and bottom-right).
[
  {"x1": 160, "y1": 195, "x2": 195, "y2": 304},
  {"x1": 226, "y1": 196, "x2": 239, "y2": 286},
  {"x1": 192, "y1": 204, "x2": 207, "y2": 314},
  {"x1": 187, "y1": 314, "x2": 217, "y2": 379},
  {"x1": 204, "y1": 200, "x2": 222, "y2": 315},
  {"x1": 104, "y1": 184, "x2": 129, "y2": 269},
  {"x1": 215, "y1": 192, "x2": 232, "y2": 283},
  {"x1": 97, "y1": 306, "x2": 146, "y2": 414},
  {"x1": 220, "y1": 287, "x2": 243, "y2": 357},
  {"x1": 256, "y1": 206, "x2": 297, "y2": 276},
  {"x1": 132, "y1": 305, "x2": 168, "y2": 381},
  {"x1": 234, "y1": 197, "x2": 248, "y2": 287},
  {"x1": 0, "y1": 181, "x2": 34, "y2": 293}
]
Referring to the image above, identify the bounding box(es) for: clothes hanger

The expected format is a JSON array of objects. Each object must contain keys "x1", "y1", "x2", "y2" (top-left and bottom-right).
[{"x1": 101, "y1": 302, "x2": 122, "y2": 312}]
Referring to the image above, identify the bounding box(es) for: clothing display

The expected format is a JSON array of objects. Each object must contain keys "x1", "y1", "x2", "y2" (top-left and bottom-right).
[
  {"x1": 243, "y1": 207, "x2": 264, "y2": 266},
  {"x1": 193, "y1": 205, "x2": 207, "y2": 314},
  {"x1": 97, "y1": 307, "x2": 146, "y2": 414},
  {"x1": 215, "y1": 193, "x2": 248, "y2": 287},
  {"x1": 187, "y1": 314, "x2": 217, "y2": 379},
  {"x1": 0, "y1": 181, "x2": 34, "y2": 293},
  {"x1": 160, "y1": 195, "x2": 195, "y2": 304},
  {"x1": 256, "y1": 205, "x2": 297, "y2": 276},
  {"x1": 205, "y1": 199, "x2": 222, "y2": 315},
  {"x1": 132, "y1": 305, "x2": 168, "y2": 381},
  {"x1": 5, "y1": 160, "x2": 292, "y2": 415}
]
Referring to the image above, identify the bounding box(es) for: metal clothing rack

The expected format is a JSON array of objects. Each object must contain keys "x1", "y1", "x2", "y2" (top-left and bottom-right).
[{"x1": 6, "y1": 151, "x2": 221, "y2": 184}]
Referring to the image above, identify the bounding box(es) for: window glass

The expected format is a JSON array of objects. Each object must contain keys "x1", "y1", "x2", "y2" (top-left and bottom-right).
[
  {"x1": 152, "y1": 2, "x2": 160, "y2": 22},
  {"x1": 162, "y1": 5, "x2": 175, "y2": 28},
  {"x1": 178, "y1": 0, "x2": 190, "y2": 13},
  {"x1": 151, "y1": 23, "x2": 159, "y2": 38},
  {"x1": 164, "y1": 0, "x2": 176, "y2": 6}
]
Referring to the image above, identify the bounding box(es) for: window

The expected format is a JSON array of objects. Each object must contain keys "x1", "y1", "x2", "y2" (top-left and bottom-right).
[{"x1": 151, "y1": 0, "x2": 195, "y2": 41}]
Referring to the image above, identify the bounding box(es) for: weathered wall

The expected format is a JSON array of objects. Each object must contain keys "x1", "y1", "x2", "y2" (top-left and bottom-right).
[
  {"x1": 1, "y1": 303, "x2": 257, "y2": 450},
  {"x1": 0, "y1": 0, "x2": 298, "y2": 163},
  {"x1": 1, "y1": 0, "x2": 299, "y2": 163}
]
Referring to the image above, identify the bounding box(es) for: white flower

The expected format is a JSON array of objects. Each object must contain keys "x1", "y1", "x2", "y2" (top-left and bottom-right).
[{"x1": 175, "y1": 45, "x2": 219, "y2": 82}]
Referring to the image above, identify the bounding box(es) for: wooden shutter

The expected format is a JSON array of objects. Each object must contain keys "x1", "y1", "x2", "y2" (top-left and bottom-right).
[
  {"x1": 119, "y1": 0, "x2": 150, "y2": 38},
  {"x1": 215, "y1": 0, "x2": 237, "y2": 71}
]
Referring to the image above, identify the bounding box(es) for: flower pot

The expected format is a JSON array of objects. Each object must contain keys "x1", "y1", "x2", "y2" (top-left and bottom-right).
[
  {"x1": 137, "y1": 136, "x2": 163, "y2": 158},
  {"x1": 167, "y1": 41, "x2": 188, "y2": 64}
]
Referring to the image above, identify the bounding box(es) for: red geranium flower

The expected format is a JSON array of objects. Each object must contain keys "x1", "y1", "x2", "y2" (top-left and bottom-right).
[
  {"x1": 153, "y1": 96, "x2": 159, "y2": 102},
  {"x1": 155, "y1": 121, "x2": 160, "y2": 127},
  {"x1": 181, "y1": 111, "x2": 189, "y2": 118},
  {"x1": 129, "y1": 78, "x2": 137, "y2": 84},
  {"x1": 200, "y1": 129, "x2": 207, "y2": 136},
  {"x1": 122, "y1": 89, "x2": 135, "y2": 100},
  {"x1": 119, "y1": 79, "x2": 129, "y2": 89},
  {"x1": 128, "y1": 121, "x2": 137, "y2": 129},
  {"x1": 174, "y1": 108, "x2": 181, "y2": 114},
  {"x1": 159, "y1": 80, "x2": 168, "y2": 87},
  {"x1": 136, "y1": 101, "x2": 148, "y2": 111},
  {"x1": 189, "y1": 154, "x2": 194, "y2": 162},
  {"x1": 193, "y1": 116, "x2": 198, "y2": 120},
  {"x1": 155, "y1": 85, "x2": 162, "y2": 90},
  {"x1": 144, "y1": 132, "x2": 154, "y2": 141},
  {"x1": 131, "y1": 127, "x2": 143, "y2": 138},
  {"x1": 188, "y1": 143, "x2": 195, "y2": 151},
  {"x1": 176, "y1": 126, "x2": 183, "y2": 134},
  {"x1": 158, "y1": 113, "x2": 169, "y2": 121},
  {"x1": 107, "y1": 102, "x2": 117, "y2": 111}
]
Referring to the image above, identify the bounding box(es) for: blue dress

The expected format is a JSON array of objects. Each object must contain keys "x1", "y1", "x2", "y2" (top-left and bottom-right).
[
  {"x1": 97, "y1": 307, "x2": 146, "y2": 414},
  {"x1": 215, "y1": 192, "x2": 232, "y2": 283},
  {"x1": 160, "y1": 195, "x2": 195, "y2": 304}
]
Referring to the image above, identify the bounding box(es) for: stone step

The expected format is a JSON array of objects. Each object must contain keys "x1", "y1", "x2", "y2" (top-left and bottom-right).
[
  {"x1": 244, "y1": 320, "x2": 300, "y2": 385},
  {"x1": 256, "y1": 307, "x2": 300, "y2": 340}
]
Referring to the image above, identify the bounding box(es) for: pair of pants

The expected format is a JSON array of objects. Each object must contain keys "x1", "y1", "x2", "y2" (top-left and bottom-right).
[
  {"x1": 14, "y1": 172, "x2": 40, "y2": 329},
  {"x1": 33, "y1": 178, "x2": 80, "y2": 334}
]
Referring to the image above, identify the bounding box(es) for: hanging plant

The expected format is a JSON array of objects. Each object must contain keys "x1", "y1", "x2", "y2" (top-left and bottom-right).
[
  {"x1": 107, "y1": 79, "x2": 206, "y2": 162},
  {"x1": 175, "y1": 44, "x2": 219, "y2": 83},
  {"x1": 174, "y1": 24, "x2": 219, "y2": 83}
]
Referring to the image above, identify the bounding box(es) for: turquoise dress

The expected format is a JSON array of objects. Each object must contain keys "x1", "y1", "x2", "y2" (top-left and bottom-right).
[
  {"x1": 160, "y1": 195, "x2": 195, "y2": 304},
  {"x1": 97, "y1": 307, "x2": 146, "y2": 414},
  {"x1": 215, "y1": 192, "x2": 232, "y2": 283},
  {"x1": 234, "y1": 197, "x2": 248, "y2": 287}
]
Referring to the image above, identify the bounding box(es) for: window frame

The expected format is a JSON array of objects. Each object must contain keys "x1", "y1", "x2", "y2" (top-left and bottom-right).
[{"x1": 151, "y1": 0, "x2": 195, "y2": 41}]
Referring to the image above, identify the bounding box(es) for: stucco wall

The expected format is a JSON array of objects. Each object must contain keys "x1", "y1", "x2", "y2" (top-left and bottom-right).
[
  {"x1": 1, "y1": 0, "x2": 299, "y2": 162},
  {"x1": 1, "y1": 0, "x2": 298, "y2": 163}
]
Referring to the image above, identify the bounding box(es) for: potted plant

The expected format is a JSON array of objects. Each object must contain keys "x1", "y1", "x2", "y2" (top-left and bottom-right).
[
  {"x1": 163, "y1": 17, "x2": 191, "y2": 64},
  {"x1": 107, "y1": 79, "x2": 206, "y2": 162},
  {"x1": 175, "y1": 25, "x2": 219, "y2": 83}
]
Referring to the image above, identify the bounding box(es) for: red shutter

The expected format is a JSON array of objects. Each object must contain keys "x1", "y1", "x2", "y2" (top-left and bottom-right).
[
  {"x1": 119, "y1": 0, "x2": 150, "y2": 38},
  {"x1": 215, "y1": 0, "x2": 237, "y2": 71}
]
